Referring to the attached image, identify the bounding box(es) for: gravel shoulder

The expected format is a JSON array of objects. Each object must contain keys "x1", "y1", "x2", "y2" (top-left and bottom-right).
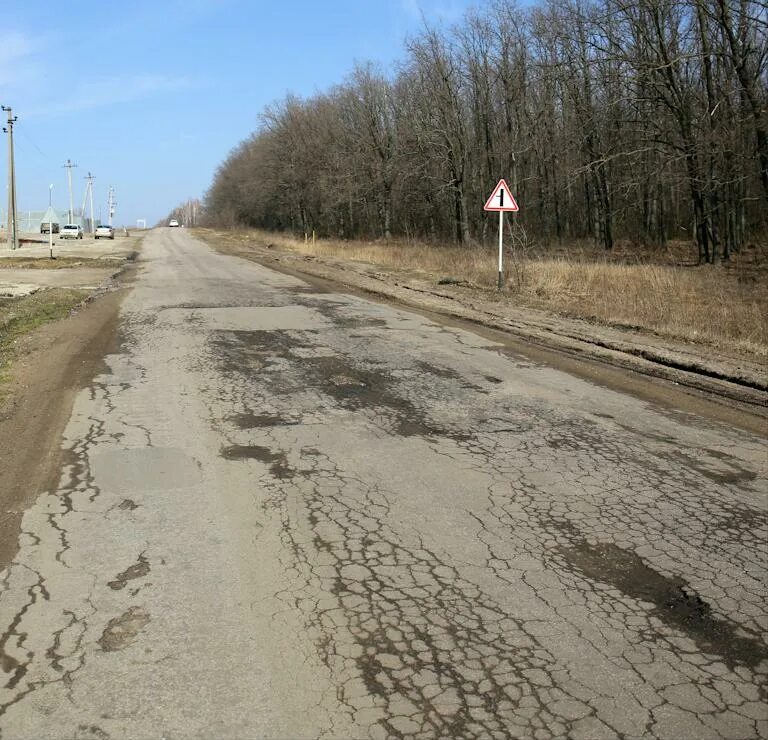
[{"x1": 203, "y1": 233, "x2": 768, "y2": 417}]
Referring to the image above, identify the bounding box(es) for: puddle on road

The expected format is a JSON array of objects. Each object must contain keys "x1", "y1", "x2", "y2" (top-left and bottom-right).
[{"x1": 558, "y1": 539, "x2": 768, "y2": 670}]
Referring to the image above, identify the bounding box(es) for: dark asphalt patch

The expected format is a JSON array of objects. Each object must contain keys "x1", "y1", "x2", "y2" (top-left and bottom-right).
[
  {"x1": 227, "y1": 411, "x2": 299, "y2": 429},
  {"x1": 107, "y1": 554, "x2": 150, "y2": 591},
  {"x1": 302, "y1": 354, "x2": 471, "y2": 441},
  {"x1": 98, "y1": 607, "x2": 150, "y2": 652},
  {"x1": 309, "y1": 301, "x2": 388, "y2": 329},
  {"x1": 221, "y1": 444, "x2": 295, "y2": 479},
  {"x1": 558, "y1": 540, "x2": 768, "y2": 670},
  {"x1": 213, "y1": 329, "x2": 472, "y2": 443}
]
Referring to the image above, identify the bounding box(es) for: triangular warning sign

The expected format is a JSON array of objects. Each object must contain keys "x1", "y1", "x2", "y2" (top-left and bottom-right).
[{"x1": 483, "y1": 179, "x2": 519, "y2": 212}]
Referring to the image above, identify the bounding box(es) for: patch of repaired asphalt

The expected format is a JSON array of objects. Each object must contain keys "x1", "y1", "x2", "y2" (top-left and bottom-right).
[
  {"x1": 212, "y1": 329, "x2": 472, "y2": 442},
  {"x1": 227, "y1": 411, "x2": 300, "y2": 429},
  {"x1": 97, "y1": 607, "x2": 150, "y2": 652},
  {"x1": 107, "y1": 554, "x2": 150, "y2": 591},
  {"x1": 90, "y1": 447, "x2": 201, "y2": 493}
]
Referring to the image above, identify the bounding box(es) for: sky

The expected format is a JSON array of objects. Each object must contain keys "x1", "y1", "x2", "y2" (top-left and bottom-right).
[{"x1": 0, "y1": 0, "x2": 478, "y2": 228}]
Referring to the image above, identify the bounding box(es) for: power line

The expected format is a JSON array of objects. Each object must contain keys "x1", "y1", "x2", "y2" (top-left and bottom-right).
[{"x1": 15, "y1": 127, "x2": 48, "y2": 161}]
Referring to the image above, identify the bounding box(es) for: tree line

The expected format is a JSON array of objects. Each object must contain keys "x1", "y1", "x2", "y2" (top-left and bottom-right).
[{"x1": 204, "y1": 0, "x2": 767, "y2": 263}]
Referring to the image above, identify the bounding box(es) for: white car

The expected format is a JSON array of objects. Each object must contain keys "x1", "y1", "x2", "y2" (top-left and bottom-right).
[
  {"x1": 95, "y1": 224, "x2": 115, "y2": 240},
  {"x1": 168, "y1": 219, "x2": 180, "y2": 227},
  {"x1": 61, "y1": 224, "x2": 84, "y2": 239}
]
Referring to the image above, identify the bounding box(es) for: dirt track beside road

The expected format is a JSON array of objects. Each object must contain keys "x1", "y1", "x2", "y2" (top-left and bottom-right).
[{"x1": 0, "y1": 255, "x2": 135, "y2": 571}]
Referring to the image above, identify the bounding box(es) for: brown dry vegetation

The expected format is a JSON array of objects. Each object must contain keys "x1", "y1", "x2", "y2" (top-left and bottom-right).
[
  {"x1": 208, "y1": 229, "x2": 768, "y2": 360},
  {"x1": 0, "y1": 257, "x2": 124, "y2": 270}
]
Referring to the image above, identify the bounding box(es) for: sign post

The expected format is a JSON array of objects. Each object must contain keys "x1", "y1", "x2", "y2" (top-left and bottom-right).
[
  {"x1": 48, "y1": 184, "x2": 54, "y2": 259},
  {"x1": 483, "y1": 179, "x2": 519, "y2": 291}
]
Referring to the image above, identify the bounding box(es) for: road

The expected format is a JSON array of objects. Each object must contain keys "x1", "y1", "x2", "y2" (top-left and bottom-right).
[{"x1": 1, "y1": 228, "x2": 766, "y2": 739}]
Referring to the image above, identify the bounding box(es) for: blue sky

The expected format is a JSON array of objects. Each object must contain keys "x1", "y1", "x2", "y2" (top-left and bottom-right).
[{"x1": 0, "y1": 0, "x2": 477, "y2": 227}]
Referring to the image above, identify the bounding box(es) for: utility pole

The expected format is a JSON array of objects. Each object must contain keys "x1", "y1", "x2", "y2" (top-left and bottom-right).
[
  {"x1": 2, "y1": 106, "x2": 18, "y2": 250},
  {"x1": 84, "y1": 172, "x2": 96, "y2": 233},
  {"x1": 107, "y1": 186, "x2": 116, "y2": 226},
  {"x1": 63, "y1": 158, "x2": 77, "y2": 224}
]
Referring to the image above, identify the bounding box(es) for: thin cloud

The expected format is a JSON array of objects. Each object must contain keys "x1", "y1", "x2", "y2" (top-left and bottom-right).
[
  {"x1": 0, "y1": 31, "x2": 42, "y2": 88},
  {"x1": 26, "y1": 74, "x2": 195, "y2": 117}
]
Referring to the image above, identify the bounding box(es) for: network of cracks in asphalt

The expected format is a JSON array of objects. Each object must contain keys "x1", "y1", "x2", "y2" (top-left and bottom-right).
[
  {"x1": 208, "y1": 303, "x2": 766, "y2": 739},
  {"x1": 0, "y1": 338, "x2": 152, "y2": 725}
]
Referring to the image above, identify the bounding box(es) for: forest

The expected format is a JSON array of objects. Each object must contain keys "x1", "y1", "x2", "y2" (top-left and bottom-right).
[{"x1": 203, "y1": 0, "x2": 767, "y2": 264}]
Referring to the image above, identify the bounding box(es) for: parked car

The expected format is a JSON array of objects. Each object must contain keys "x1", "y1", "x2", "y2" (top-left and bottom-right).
[
  {"x1": 40, "y1": 222, "x2": 60, "y2": 234},
  {"x1": 95, "y1": 224, "x2": 115, "y2": 240},
  {"x1": 168, "y1": 219, "x2": 180, "y2": 227},
  {"x1": 61, "y1": 224, "x2": 84, "y2": 239}
]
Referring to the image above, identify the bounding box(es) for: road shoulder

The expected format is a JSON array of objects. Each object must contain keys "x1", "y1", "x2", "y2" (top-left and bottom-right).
[
  {"x1": 0, "y1": 272, "x2": 133, "y2": 572},
  {"x1": 200, "y1": 231, "x2": 767, "y2": 421}
]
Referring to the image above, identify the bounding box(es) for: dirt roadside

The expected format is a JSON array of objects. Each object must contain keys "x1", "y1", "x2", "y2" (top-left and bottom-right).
[
  {"x1": 201, "y1": 232, "x2": 767, "y2": 433},
  {"x1": 0, "y1": 272, "x2": 132, "y2": 571}
]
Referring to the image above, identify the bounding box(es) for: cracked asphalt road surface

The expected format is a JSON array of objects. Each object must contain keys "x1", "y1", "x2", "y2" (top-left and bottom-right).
[{"x1": 1, "y1": 228, "x2": 766, "y2": 739}]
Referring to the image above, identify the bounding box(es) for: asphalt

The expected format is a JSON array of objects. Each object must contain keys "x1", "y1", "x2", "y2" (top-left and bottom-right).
[{"x1": 1, "y1": 228, "x2": 766, "y2": 739}]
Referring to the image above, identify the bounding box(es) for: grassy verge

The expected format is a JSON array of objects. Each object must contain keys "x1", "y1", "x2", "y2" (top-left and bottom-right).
[
  {"x1": 202, "y1": 228, "x2": 767, "y2": 360},
  {"x1": 0, "y1": 288, "x2": 89, "y2": 400}
]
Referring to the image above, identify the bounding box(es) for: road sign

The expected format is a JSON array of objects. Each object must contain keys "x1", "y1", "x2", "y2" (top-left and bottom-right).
[
  {"x1": 483, "y1": 179, "x2": 519, "y2": 212},
  {"x1": 483, "y1": 179, "x2": 520, "y2": 291}
]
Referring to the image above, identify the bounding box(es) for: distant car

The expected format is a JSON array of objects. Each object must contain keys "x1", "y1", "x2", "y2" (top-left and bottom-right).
[
  {"x1": 95, "y1": 224, "x2": 115, "y2": 240},
  {"x1": 61, "y1": 224, "x2": 84, "y2": 239},
  {"x1": 168, "y1": 219, "x2": 180, "y2": 227},
  {"x1": 40, "y1": 222, "x2": 60, "y2": 234}
]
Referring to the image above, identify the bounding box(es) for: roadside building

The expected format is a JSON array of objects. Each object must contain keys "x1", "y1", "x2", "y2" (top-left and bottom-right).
[
  {"x1": 0, "y1": 207, "x2": 91, "y2": 235},
  {"x1": 15, "y1": 208, "x2": 90, "y2": 233}
]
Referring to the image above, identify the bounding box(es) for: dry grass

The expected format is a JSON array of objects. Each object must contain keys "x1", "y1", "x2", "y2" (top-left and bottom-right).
[
  {"x1": 0, "y1": 257, "x2": 124, "y2": 270},
  {"x1": 519, "y1": 259, "x2": 766, "y2": 357},
  {"x1": 0, "y1": 288, "x2": 88, "y2": 399},
  {"x1": 207, "y1": 228, "x2": 768, "y2": 360}
]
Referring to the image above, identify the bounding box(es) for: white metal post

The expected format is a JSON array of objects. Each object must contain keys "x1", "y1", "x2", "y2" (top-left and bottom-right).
[
  {"x1": 49, "y1": 184, "x2": 54, "y2": 258},
  {"x1": 86, "y1": 173, "x2": 95, "y2": 233},
  {"x1": 107, "y1": 186, "x2": 114, "y2": 226},
  {"x1": 497, "y1": 210, "x2": 504, "y2": 291}
]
